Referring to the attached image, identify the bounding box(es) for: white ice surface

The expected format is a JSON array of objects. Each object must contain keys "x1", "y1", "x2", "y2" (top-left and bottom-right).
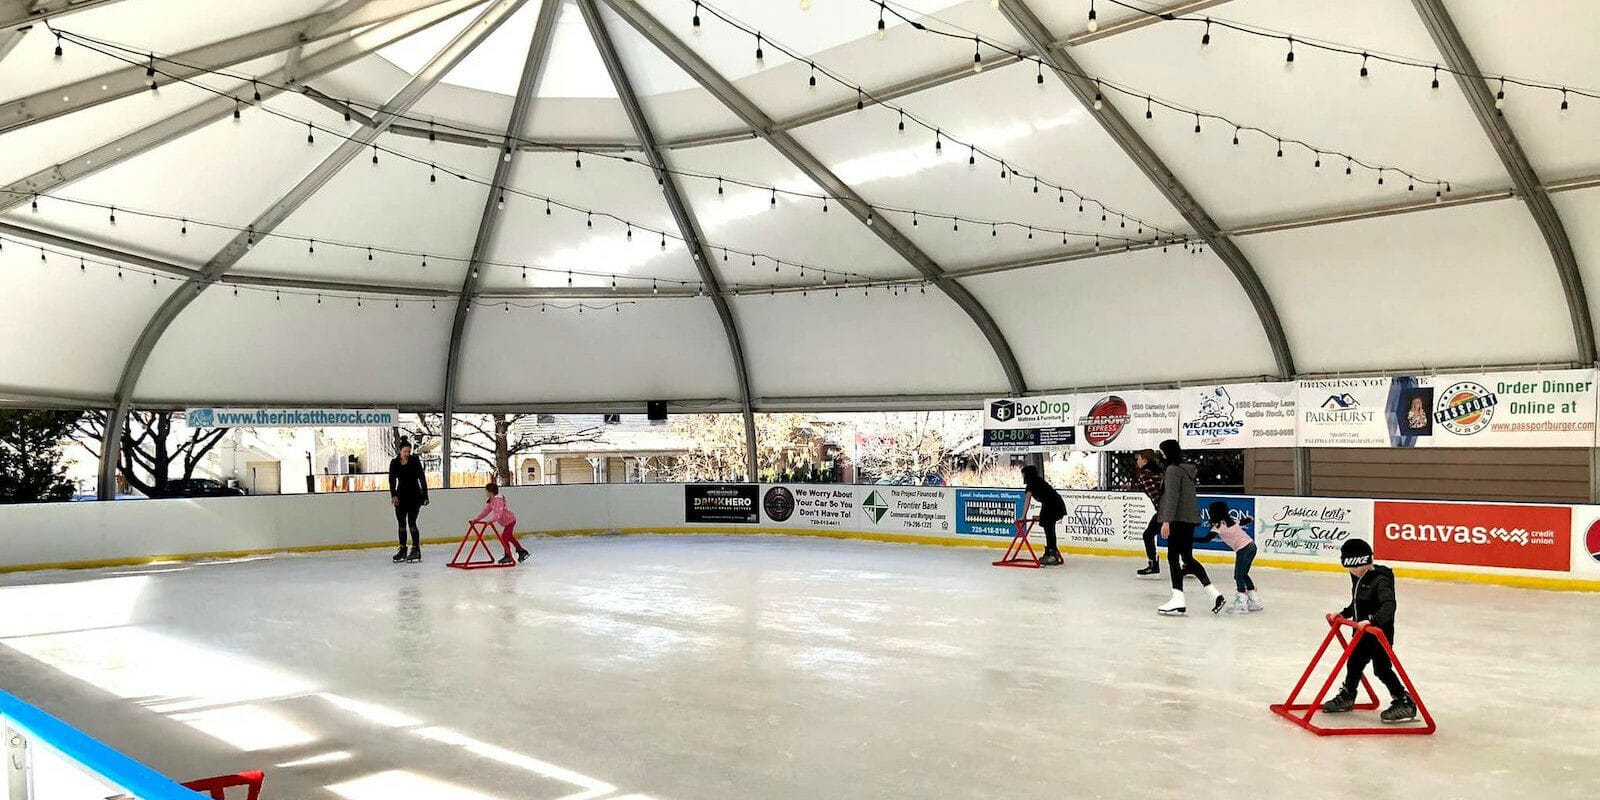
[{"x1": 0, "y1": 535, "x2": 1596, "y2": 800}]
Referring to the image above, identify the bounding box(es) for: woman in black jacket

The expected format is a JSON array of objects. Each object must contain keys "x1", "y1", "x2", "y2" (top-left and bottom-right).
[
  {"x1": 389, "y1": 438, "x2": 429, "y2": 563},
  {"x1": 1021, "y1": 465, "x2": 1067, "y2": 566}
]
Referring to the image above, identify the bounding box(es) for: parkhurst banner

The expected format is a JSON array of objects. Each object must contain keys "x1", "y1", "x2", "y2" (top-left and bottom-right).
[{"x1": 1177, "y1": 382, "x2": 1297, "y2": 449}]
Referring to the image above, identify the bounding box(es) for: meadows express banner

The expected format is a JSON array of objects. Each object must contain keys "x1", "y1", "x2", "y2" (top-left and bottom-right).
[{"x1": 985, "y1": 369, "x2": 1600, "y2": 452}]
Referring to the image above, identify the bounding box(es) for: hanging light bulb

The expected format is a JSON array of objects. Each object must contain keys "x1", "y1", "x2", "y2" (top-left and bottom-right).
[
  {"x1": 1036, "y1": 61, "x2": 1045, "y2": 85},
  {"x1": 1560, "y1": 89, "x2": 1569, "y2": 111},
  {"x1": 1494, "y1": 77, "x2": 1505, "y2": 111},
  {"x1": 877, "y1": 3, "x2": 886, "y2": 39},
  {"x1": 502, "y1": 145, "x2": 512, "y2": 162},
  {"x1": 972, "y1": 37, "x2": 983, "y2": 73},
  {"x1": 1145, "y1": 96, "x2": 1153, "y2": 119},
  {"x1": 1285, "y1": 37, "x2": 1294, "y2": 64},
  {"x1": 754, "y1": 33, "x2": 764, "y2": 62},
  {"x1": 808, "y1": 62, "x2": 816, "y2": 89},
  {"x1": 306, "y1": 123, "x2": 315, "y2": 145},
  {"x1": 497, "y1": 193, "x2": 505, "y2": 210},
  {"x1": 1201, "y1": 18, "x2": 1211, "y2": 46},
  {"x1": 1431, "y1": 66, "x2": 1440, "y2": 90},
  {"x1": 252, "y1": 79, "x2": 261, "y2": 102},
  {"x1": 1359, "y1": 53, "x2": 1369, "y2": 78},
  {"x1": 1086, "y1": 0, "x2": 1097, "y2": 32},
  {"x1": 691, "y1": 2, "x2": 701, "y2": 35},
  {"x1": 54, "y1": 33, "x2": 62, "y2": 58}
]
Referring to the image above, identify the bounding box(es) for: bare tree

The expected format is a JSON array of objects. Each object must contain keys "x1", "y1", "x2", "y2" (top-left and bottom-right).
[
  {"x1": 74, "y1": 411, "x2": 229, "y2": 496},
  {"x1": 402, "y1": 413, "x2": 606, "y2": 485},
  {"x1": 667, "y1": 413, "x2": 825, "y2": 482},
  {"x1": 851, "y1": 412, "x2": 974, "y2": 484}
]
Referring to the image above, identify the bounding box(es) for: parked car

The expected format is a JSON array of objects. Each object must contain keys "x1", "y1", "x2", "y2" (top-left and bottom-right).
[
  {"x1": 71, "y1": 490, "x2": 147, "y2": 502},
  {"x1": 150, "y1": 479, "x2": 245, "y2": 499}
]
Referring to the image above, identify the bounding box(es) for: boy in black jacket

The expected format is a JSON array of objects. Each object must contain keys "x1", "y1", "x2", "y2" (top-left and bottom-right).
[{"x1": 1321, "y1": 539, "x2": 1418, "y2": 723}]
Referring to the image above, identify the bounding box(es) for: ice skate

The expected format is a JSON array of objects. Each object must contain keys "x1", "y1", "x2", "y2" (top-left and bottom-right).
[
  {"x1": 1156, "y1": 589, "x2": 1186, "y2": 616},
  {"x1": 1320, "y1": 688, "x2": 1357, "y2": 713},
  {"x1": 517, "y1": 548, "x2": 531, "y2": 563},
  {"x1": 392, "y1": 546, "x2": 407, "y2": 563},
  {"x1": 1040, "y1": 549, "x2": 1063, "y2": 566},
  {"x1": 497, "y1": 554, "x2": 514, "y2": 565},
  {"x1": 405, "y1": 545, "x2": 422, "y2": 563},
  {"x1": 1246, "y1": 590, "x2": 1264, "y2": 612},
  {"x1": 1381, "y1": 696, "x2": 1418, "y2": 724},
  {"x1": 1206, "y1": 584, "x2": 1226, "y2": 614},
  {"x1": 1136, "y1": 562, "x2": 1160, "y2": 578},
  {"x1": 1225, "y1": 593, "x2": 1250, "y2": 614}
]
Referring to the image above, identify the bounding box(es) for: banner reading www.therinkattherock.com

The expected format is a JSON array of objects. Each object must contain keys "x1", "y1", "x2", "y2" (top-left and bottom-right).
[{"x1": 185, "y1": 408, "x2": 400, "y2": 428}]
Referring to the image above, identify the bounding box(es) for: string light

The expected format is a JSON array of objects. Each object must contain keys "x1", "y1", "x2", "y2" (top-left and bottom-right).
[
  {"x1": 972, "y1": 37, "x2": 983, "y2": 73},
  {"x1": 877, "y1": 3, "x2": 886, "y2": 40},
  {"x1": 1086, "y1": 0, "x2": 1097, "y2": 33},
  {"x1": 1285, "y1": 37, "x2": 1294, "y2": 64},
  {"x1": 691, "y1": 2, "x2": 701, "y2": 35},
  {"x1": 1201, "y1": 18, "x2": 1211, "y2": 46}
]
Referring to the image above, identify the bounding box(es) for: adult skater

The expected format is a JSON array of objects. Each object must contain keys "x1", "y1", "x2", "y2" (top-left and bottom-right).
[
  {"x1": 1154, "y1": 439, "x2": 1224, "y2": 615},
  {"x1": 389, "y1": 438, "x2": 429, "y2": 563},
  {"x1": 1131, "y1": 449, "x2": 1164, "y2": 577},
  {"x1": 1021, "y1": 464, "x2": 1066, "y2": 566}
]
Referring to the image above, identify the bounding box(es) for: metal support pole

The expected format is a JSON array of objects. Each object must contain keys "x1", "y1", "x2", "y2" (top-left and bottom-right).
[{"x1": 4, "y1": 725, "x2": 30, "y2": 800}]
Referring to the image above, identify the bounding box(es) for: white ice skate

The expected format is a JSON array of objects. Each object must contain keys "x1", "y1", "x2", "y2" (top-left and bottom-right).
[
  {"x1": 1157, "y1": 589, "x2": 1186, "y2": 616},
  {"x1": 1246, "y1": 589, "x2": 1264, "y2": 612},
  {"x1": 1225, "y1": 593, "x2": 1250, "y2": 614}
]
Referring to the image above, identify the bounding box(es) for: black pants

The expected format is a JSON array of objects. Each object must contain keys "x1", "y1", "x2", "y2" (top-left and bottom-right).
[
  {"x1": 1165, "y1": 522, "x2": 1211, "y2": 591},
  {"x1": 1343, "y1": 632, "x2": 1407, "y2": 699},
  {"x1": 1040, "y1": 513, "x2": 1061, "y2": 552},
  {"x1": 1142, "y1": 514, "x2": 1161, "y2": 563},
  {"x1": 395, "y1": 502, "x2": 422, "y2": 548}
]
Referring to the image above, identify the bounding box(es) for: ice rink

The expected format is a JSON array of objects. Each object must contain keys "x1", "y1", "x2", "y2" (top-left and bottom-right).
[{"x1": 1, "y1": 534, "x2": 1596, "y2": 800}]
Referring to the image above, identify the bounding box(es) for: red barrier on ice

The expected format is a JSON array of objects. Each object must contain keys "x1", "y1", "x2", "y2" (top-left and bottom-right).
[{"x1": 1269, "y1": 617, "x2": 1436, "y2": 736}]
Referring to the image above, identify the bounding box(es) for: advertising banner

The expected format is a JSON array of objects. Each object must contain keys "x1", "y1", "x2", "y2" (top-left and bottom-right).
[
  {"x1": 856, "y1": 486, "x2": 954, "y2": 534},
  {"x1": 982, "y1": 394, "x2": 1077, "y2": 452},
  {"x1": 1074, "y1": 391, "x2": 1181, "y2": 451},
  {"x1": 1373, "y1": 500, "x2": 1571, "y2": 571},
  {"x1": 1057, "y1": 491, "x2": 1152, "y2": 548},
  {"x1": 685, "y1": 484, "x2": 759, "y2": 524},
  {"x1": 759, "y1": 485, "x2": 857, "y2": 528},
  {"x1": 1418, "y1": 369, "x2": 1596, "y2": 448},
  {"x1": 1569, "y1": 507, "x2": 1600, "y2": 579},
  {"x1": 1256, "y1": 497, "x2": 1374, "y2": 562},
  {"x1": 955, "y1": 488, "x2": 1027, "y2": 536},
  {"x1": 185, "y1": 407, "x2": 399, "y2": 428},
  {"x1": 1295, "y1": 379, "x2": 1396, "y2": 447},
  {"x1": 1177, "y1": 383, "x2": 1296, "y2": 449},
  {"x1": 1180, "y1": 495, "x2": 1256, "y2": 553}
]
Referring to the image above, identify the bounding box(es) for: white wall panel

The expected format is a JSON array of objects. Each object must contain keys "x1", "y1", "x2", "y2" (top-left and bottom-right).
[
  {"x1": 9, "y1": 93, "x2": 359, "y2": 270},
  {"x1": 136, "y1": 288, "x2": 453, "y2": 404},
  {"x1": 0, "y1": 242, "x2": 177, "y2": 397},
  {"x1": 0, "y1": 0, "x2": 331, "y2": 103},
  {"x1": 456, "y1": 296, "x2": 738, "y2": 404},
  {"x1": 732, "y1": 290, "x2": 1009, "y2": 397},
  {"x1": 480, "y1": 149, "x2": 702, "y2": 290},
  {"x1": 0, "y1": 83, "x2": 217, "y2": 188},
  {"x1": 1553, "y1": 188, "x2": 1600, "y2": 341},
  {"x1": 790, "y1": 60, "x2": 1187, "y2": 271},
  {"x1": 1239, "y1": 198, "x2": 1575, "y2": 371},
  {"x1": 666, "y1": 138, "x2": 914, "y2": 281},
  {"x1": 1071, "y1": 0, "x2": 1510, "y2": 226},
  {"x1": 596, "y1": 4, "x2": 749, "y2": 139},
  {"x1": 960, "y1": 247, "x2": 1278, "y2": 388},
  {"x1": 1444, "y1": 0, "x2": 1600, "y2": 180},
  {"x1": 231, "y1": 129, "x2": 494, "y2": 288}
]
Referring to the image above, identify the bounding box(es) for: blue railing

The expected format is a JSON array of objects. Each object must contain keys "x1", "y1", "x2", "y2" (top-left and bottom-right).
[{"x1": 0, "y1": 686, "x2": 197, "y2": 799}]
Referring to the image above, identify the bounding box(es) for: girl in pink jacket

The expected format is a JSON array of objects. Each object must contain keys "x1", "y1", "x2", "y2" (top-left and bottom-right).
[{"x1": 472, "y1": 482, "x2": 529, "y2": 564}]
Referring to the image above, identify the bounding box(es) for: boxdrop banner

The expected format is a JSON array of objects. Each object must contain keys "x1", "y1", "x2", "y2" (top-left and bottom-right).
[
  {"x1": 1177, "y1": 382, "x2": 1297, "y2": 449},
  {"x1": 955, "y1": 488, "x2": 1027, "y2": 537},
  {"x1": 185, "y1": 408, "x2": 399, "y2": 428},
  {"x1": 685, "y1": 484, "x2": 759, "y2": 524},
  {"x1": 1256, "y1": 497, "x2": 1374, "y2": 562},
  {"x1": 982, "y1": 394, "x2": 1078, "y2": 452},
  {"x1": 1074, "y1": 391, "x2": 1182, "y2": 452},
  {"x1": 1373, "y1": 500, "x2": 1571, "y2": 571}
]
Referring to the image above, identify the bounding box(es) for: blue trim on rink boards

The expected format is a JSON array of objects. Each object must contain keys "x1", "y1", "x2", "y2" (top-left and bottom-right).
[{"x1": 0, "y1": 686, "x2": 196, "y2": 800}]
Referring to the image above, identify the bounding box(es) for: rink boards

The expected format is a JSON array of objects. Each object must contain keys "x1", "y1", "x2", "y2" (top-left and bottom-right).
[{"x1": 2, "y1": 483, "x2": 1599, "y2": 590}]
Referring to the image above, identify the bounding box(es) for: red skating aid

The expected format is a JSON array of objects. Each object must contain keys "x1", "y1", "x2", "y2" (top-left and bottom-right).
[
  {"x1": 448, "y1": 520, "x2": 515, "y2": 570},
  {"x1": 1270, "y1": 617, "x2": 1436, "y2": 736}
]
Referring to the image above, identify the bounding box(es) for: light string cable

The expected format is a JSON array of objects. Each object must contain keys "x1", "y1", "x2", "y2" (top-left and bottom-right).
[
  {"x1": 871, "y1": 0, "x2": 1472, "y2": 199},
  {"x1": 44, "y1": 24, "x2": 1172, "y2": 252},
  {"x1": 1097, "y1": 0, "x2": 1600, "y2": 113}
]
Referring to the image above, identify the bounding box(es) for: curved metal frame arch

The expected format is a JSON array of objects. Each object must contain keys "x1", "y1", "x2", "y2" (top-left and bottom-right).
[{"x1": 596, "y1": 0, "x2": 1030, "y2": 401}]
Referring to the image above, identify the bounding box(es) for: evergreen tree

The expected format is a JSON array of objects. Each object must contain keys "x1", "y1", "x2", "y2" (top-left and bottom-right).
[{"x1": 0, "y1": 410, "x2": 81, "y2": 503}]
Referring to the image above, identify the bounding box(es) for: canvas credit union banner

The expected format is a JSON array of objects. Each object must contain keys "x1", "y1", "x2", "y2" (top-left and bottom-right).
[
  {"x1": 1178, "y1": 382, "x2": 1296, "y2": 449},
  {"x1": 1374, "y1": 500, "x2": 1570, "y2": 571},
  {"x1": 983, "y1": 394, "x2": 1077, "y2": 452}
]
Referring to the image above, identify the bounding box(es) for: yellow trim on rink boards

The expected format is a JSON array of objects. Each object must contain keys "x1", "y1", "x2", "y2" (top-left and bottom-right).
[{"x1": 3, "y1": 526, "x2": 1598, "y2": 593}]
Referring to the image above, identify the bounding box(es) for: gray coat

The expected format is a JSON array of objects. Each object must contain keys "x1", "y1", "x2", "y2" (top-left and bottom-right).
[{"x1": 1157, "y1": 462, "x2": 1200, "y2": 524}]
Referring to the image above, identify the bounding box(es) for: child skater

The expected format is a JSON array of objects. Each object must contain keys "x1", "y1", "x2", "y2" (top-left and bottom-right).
[
  {"x1": 1020, "y1": 464, "x2": 1066, "y2": 566},
  {"x1": 1132, "y1": 449, "x2": 1164, "y2": 577},
  {"x1": 1321, "y1": 539, "x2": 1417, "y2": 723},
  {"x1": 1207, "y1": 501, "x2": 1262, "y2": 614},
  {"x1": 471, "y1": 482, "x2": 529, "y2": 565}
]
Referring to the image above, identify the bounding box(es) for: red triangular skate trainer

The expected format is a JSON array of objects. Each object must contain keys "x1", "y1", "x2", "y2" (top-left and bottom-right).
[
  {"x1": 1269, "y1": 618, "x2": 1435, "y2": 736},
  {"x1": 447, "y1": 520, "x2": 515, "y2": 570}
]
